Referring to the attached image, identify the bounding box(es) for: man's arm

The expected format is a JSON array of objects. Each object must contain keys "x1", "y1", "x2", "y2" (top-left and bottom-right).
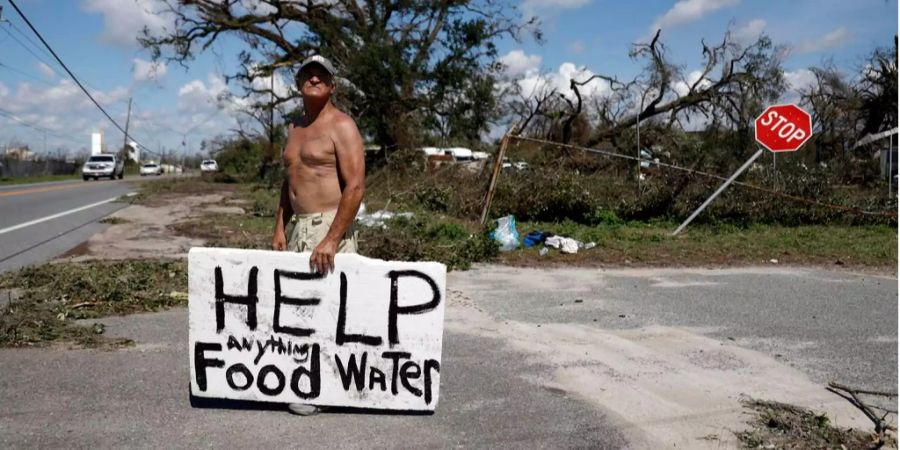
[
  {"x1": 310, "y1": 116, "x2": 365, "y2": 273},
  {"x1": 272, "y1": 179, "x2": 293, "y2": 250}
]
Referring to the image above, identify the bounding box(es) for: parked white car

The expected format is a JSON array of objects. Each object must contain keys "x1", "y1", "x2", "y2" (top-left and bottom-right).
[
  {"x1": 82, "y1": 154, "x2": 124, "y2": 180},
  {"x1": 200, "y1": 160, "x2": 219, "y2": 173},
  {"x1": 140, "y1": 163, "x2": 163, "y2": 176}
]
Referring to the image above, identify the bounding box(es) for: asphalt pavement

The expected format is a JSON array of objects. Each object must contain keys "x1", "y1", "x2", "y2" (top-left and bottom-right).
[
  {"x1": 452, "y1": 266, "x2": 899, "y2": 392},
  {"x1": 0, "y1": 175, "x2": 171, "y2": 274},
  {"x1": 0, "y1": 308, "x2": 631, "y2": 449},
  {"x1": 0, "y1": 265, "x2": 893, "y2": 449}
]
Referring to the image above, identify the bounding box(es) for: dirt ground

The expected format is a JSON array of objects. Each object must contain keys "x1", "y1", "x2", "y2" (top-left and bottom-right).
[
  {"x1": 50, "y1": 185, "x2": 895, "y2": 449},
  {"x1": 59, "y1": 193, "x2": 247, "y2": 261}
]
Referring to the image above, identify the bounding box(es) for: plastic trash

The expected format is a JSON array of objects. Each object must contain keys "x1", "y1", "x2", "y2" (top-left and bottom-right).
[
  {"x1": 356, "y1": 210, "x2": 414, "y2": 228},
  {"x1": 545, "y1": 235, "x2": 580, "y2": 254},
  {"x1": 584, "y1": 242, "x2": 597, "y2": 250},
  {"x1": 539, "y1": 247, "x2": 549, "y2": 256},
  {"x1": 523, "y1": 231, "x2": 549, "y2": 248},
  {"x1": 490, "y1": 215, "x2": 520, "y2": 251}
]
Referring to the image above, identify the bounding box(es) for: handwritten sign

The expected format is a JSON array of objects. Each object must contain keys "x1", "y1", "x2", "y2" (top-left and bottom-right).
[{"x1": 188, "y1": 248, "x2": 446, "y2": 411}]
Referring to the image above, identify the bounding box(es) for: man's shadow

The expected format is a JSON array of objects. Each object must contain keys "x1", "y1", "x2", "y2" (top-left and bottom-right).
[{"x1": 188, "y1": 387, "x2": 433, "y2": 416}]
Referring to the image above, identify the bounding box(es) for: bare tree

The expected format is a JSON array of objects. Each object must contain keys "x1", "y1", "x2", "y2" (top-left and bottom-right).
[
  {"x1": 140, "y1": 0, "x2": 537, "y2": 149},
  {"x1": 800, "y1": 63, "x2": 861, "y2": 161},
  {"x1": 578, "y1": 29, "x2": 785, "y2": 148}
]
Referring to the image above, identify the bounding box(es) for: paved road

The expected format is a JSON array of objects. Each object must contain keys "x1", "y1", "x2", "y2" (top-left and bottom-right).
[
  {"x1": 0, "y1": 265, "x2": 893, "y2": 448},
  {"x1": 0, "y1": 175, "x2": 173, "y2": 274},
  {"x1": 453, "y1": 266, "x2": 898, "y2": 392},
  {"x1": 0, "y1": 309, "x2": 631, "y2": 449}
]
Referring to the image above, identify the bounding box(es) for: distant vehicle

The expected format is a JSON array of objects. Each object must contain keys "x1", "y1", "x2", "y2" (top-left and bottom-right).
[
  {"x1": 501, "y1": 157, "x2": 529, "y2": 171},
  {"x1": 419, "y1": 147, "x2": 477, "y2": 161},
  {"x1": 443, "y1": 147, "x2": 474, "y2": 161},
  {"x1": 82, "y1": 154, "x2": 124, "y2": 181},
  {"x1": 200, "y1": 160, "x2": 219, "y2": 173},
  {"x1": 140, "y1": 163, "x2": 163, "y2": 176}
]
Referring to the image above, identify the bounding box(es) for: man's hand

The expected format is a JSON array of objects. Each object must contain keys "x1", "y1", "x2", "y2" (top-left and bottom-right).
[
  {"x1": 272, "y1": 232, "x2": 287, "y2": 251},
  {"x1": 310, "y1": 238, "x2": 338, "y2": 274}
]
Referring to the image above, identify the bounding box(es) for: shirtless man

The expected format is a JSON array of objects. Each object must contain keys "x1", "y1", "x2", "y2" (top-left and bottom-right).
[
  {"x1": 272, "y1": 55, "x2": 365, "y2": 274},
  {"x1": 272, "y1": 56, "x2": 364, "y2": 416}
]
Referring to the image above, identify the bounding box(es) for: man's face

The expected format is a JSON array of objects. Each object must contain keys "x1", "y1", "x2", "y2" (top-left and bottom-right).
[{"x1": 297, "y1": 64, "x2": 334, "y2": 100}]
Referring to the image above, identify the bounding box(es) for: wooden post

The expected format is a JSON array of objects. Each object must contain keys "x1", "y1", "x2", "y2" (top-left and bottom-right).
[{"x1": 480, "y1": 124, "x2": 517, "y2": 225}]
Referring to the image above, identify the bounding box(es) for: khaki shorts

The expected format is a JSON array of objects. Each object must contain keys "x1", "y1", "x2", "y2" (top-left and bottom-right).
[{"x1": 286, "y1": 210, "x2": 358, "y2": 253}]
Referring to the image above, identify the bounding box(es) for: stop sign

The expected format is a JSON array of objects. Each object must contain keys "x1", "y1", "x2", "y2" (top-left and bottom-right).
[{"x1": 754, "y1": 104, "x2": 812, "y2": 152}]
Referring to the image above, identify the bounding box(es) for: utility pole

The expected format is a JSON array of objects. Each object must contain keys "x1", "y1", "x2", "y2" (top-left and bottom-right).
[
  {"x1": 269, "y1": 72, "x2": 275, "y2": 162},
  {"x1": 122, "y1": 97, "x2": 132, "y2": 161},
  {"x1": 181, "y1": 133, "x2": 187, "y2": 177}
]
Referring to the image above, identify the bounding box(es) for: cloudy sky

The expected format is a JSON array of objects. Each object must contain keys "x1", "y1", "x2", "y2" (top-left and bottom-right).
[{"x1": 0, "y1": 0, "x2": 896, "y2": 156}]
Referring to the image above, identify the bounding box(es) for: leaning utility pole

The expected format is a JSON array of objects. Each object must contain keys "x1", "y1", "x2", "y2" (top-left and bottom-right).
[{"x1": 121, "y1": 97, "x2": 132, "y2": 160}]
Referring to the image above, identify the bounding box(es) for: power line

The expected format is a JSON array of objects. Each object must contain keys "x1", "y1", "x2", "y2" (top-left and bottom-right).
[
  {"x1": 8, "y1": 21, "x2": 55, "y2": 62},
  {"x1": 512, "y1": 135, "x2": 897, "y2": 219},
  {"x1": 1, "y1": 26, "x2": 58, "y2": 73},
  {"x1": 3, "y1": 21, "x2": 117, "y2": 98},
  {"x1": 0, "y1": 107, "x2": 86, "y2": 146},
  {"x1": 0, "y1": 61, "x2": 55, "y2": 86},
  {"x1": 6, "y1": 0, "x2": 154, "y2": 157}
]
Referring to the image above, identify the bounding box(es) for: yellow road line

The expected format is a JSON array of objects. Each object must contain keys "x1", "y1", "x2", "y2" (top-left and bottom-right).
[{"x1": 0, "y1": 182, "x2": 97, "y2": 198}]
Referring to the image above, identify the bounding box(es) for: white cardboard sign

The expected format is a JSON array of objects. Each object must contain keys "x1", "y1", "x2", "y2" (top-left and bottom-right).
[{"x1": 188, "y1": 248, "x2": 446, "y2": 411}]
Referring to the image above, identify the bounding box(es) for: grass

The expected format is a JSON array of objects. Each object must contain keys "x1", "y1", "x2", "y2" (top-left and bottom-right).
[
  {"x1": 0, "y1": 259, "x2": 187, "y2": 348},
  {"x1": 145, "y1": 175, "x2": 896, "y2": 271},
  {"x1": 0, "y1": 174, "x2": 80, "y2": 186},
  {"x1": 2, "y1": 171, "x2": 892, "y2": 347},
  {"x1": 500, "y1": 219, "x2": 897, "y2": 269},
  {"x1": 128, "y1": 176, "x2": 236, "y2": 206},
  {"x1": 358, "y1": 214, "x2": 498, "y2": 270},
  {"x1": 99, "y1": 217, "x2": 129, "y2": 225},
  {"x1": 736, "y1": 398, "x2": 891, "y2": 449},
  {"x1": 171, "y1": 213, "x2": 273, "y2": 249}
]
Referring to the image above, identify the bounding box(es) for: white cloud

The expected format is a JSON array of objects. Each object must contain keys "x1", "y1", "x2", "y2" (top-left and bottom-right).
[
  {"x1": 178, "y1": 74, "x2": 229, "y2": 112},
  {"x1": 521, "y1": 0, "x2": 592, "y2": 18},
  {"x1": 499, "y1": 50, "x2": 542, "y2": 77},
  {"x1": 795, "y1": 26, "x2": 851, "y2": 54},
  {"x1": 649, "y1": 0, "x2": 739, "y2": 32},
  {"x1": 248, "y1": 66, "x2": 294, "y2": 99},
  {"x1": 672, "y1": 70, "x2": 712, "y2": 97},
  {"x1": 515, "y1": 62, "x2": 610, "y2": 101},
  {"x1": 6, "y1": 79, "x2": 128, "y2": 115},
  {"x1": 81, "y1": 0, "x2": 173, "y2": 47},
  {"x1": 568, "y1": 40, "x2": 586, "y2": 54},
  {"x1": 174, "y1": 72, "x2": 293, "y2": 138},
  {"x1": 239, "y1": 0, "x2": 278, "y2": 15},
  {"x1": 784, "y1": 68, "x2": 816, "y2": 93},
  {"x1": 133, "y1": 58, "x2": 167, "y2": 82},
  {"x1": 0, "y1": 78, "x2": 131, "y2": 154},
  {"x1": 36, "y1": 63, "x2": 56, "y2": 79},
  {"x1": 732, "y1": 19, "x2": 766, "y2": 43}
]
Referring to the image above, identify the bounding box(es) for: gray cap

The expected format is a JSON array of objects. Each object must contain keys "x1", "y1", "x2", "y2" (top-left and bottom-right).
[{"x1": 298, "y1": 55, "x2": 337, "y2": 76}]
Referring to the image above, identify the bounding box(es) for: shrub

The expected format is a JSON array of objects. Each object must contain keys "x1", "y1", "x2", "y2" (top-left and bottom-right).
[{"x1": 358, "y1": 214, "x2": 497, "y2": 270}]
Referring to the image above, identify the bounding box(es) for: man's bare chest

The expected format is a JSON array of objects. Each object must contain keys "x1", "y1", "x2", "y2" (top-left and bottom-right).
[{"x1": 284, "y1": 128, "x2": 336, "y2": 167}]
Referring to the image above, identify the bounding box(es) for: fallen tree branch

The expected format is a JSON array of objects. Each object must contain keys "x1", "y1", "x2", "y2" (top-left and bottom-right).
[{"x1": 827, "y1": 380, "x2": 898, "y2": 448}]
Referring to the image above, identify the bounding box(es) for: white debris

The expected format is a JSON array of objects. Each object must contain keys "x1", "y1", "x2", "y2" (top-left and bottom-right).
[
  {"x1": 545, "y1": 235, "x2": 581, "y2": 254},
  {"x1": 356, "y1": 209, "x2": 414, "y2": 228}
]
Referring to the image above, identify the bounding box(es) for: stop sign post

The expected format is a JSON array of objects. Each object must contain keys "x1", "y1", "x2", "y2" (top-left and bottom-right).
[{"x1": 672, "y1": 104, "x2": 812, "y2": 236}]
